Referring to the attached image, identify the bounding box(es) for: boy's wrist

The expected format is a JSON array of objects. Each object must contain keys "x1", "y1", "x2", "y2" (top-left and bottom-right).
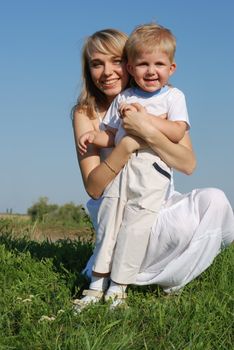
[{"x1": 120, "y1": 135, "x2": 141, "y2": 154}]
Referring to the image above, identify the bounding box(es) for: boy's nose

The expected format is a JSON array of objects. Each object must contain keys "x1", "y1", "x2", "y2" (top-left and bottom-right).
[{"x1": 147, "y1": 65, "x2": 156, "y2": 74}]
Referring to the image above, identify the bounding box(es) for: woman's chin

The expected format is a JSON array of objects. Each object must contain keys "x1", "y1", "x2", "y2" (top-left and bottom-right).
[{"x1": 104, "y1": 87, "x2": 122, "y2": 100}]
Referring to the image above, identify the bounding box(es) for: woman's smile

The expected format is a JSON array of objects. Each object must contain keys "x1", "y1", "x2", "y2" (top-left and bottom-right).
[{"x1": 100, "y1": 78, "x2": 120, "y2": 87}]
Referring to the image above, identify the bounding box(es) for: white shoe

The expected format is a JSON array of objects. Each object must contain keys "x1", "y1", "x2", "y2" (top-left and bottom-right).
[
  {"x1": 104, "y1": 291, "x2": 128, "y2": 310},
  {"x1": 73, "y1": 289, "x2": 104, "y2": 313}
]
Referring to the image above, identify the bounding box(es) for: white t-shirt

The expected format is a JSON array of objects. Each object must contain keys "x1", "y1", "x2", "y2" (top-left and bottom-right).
[{"x1": 103, "y1": 85, "x2": 190, "y2": 144}]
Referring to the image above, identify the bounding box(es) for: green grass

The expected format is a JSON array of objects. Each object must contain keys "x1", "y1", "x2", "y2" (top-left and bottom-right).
[{"x1": 0, "y1": 227, "x2": 233, "y2": 349}]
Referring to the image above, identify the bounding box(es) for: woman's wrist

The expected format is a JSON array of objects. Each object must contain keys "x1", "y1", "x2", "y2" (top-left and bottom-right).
[{"x1": 103, "y1": 159, "x2": 118, "y2": 175}]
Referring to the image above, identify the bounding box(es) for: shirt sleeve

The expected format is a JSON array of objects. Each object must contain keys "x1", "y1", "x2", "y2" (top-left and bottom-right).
[
  {"x1": 168, "y1": 89, "x2": 190, "y2": 130},
  {"x1": 102, "y1": 94, "x2": 122, "y2": 129}
]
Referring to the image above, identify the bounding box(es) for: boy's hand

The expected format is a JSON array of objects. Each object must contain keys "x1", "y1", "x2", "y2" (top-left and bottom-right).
[
  {"x1": 119, "y1": 102, "x2": 138, "y2": 118},
  {"x1": 78, "y1": 130, "x2": 96, "y2": 155}
]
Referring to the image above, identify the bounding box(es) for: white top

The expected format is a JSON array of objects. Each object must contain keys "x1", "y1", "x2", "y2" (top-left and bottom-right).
[{"x1": 103, "y1": 85, "x2": 190, "y2": 144}]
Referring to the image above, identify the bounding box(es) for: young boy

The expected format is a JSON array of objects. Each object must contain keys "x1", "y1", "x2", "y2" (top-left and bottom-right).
[{"x1": 77, "y1": 23, "x2": 190, "y2": 308}]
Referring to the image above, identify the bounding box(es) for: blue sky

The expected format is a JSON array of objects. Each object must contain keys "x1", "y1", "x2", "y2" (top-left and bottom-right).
[{"x1": 1, "y1": 0, "x2": 234, "y2": 213}]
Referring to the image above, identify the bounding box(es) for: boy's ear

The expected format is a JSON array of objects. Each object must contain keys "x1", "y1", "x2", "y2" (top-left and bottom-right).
[
  {"x1": 169, "y1": 62, "x2": 177, "y2": 76},
  {"x1": 126, "y1": 63, "x2": 134, "y2": 76}
]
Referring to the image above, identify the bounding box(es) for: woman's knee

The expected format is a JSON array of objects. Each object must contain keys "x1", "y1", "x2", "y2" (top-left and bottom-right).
[
  {"x1": 197, "y1": 188, "x2": 234, "y2": 245},
  {"x1": 196, "y1": 187, "x2": 229, "y2": 211}
]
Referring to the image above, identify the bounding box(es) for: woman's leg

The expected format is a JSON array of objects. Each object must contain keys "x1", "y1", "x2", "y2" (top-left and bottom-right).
[{"x1": 135, "y1": 188, "x2": 234, "y2": 293}]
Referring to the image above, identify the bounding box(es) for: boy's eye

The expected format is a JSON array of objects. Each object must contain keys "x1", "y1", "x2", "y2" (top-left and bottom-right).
[
  {"x1": 137, "y1": 62, "x2": 148, "y2": 66},
  {"x1": 155, "y1": 62, "x2": 165, "y2": 67}
]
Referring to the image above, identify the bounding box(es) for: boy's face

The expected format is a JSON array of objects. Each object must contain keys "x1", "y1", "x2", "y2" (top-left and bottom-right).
[{"x1": 127, "y1": 50, "x2": 176, "y2": 92}]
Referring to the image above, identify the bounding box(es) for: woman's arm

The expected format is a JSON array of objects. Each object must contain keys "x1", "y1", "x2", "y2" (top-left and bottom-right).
[
  {"x1": 73, "y1": 110, "x2": 142, "y2": 199},
  {"x1": 138, "y1": 116, "x2": 187, "y2": 143},
  {"x1": 85, "y1": 136, "x2": 142, "y2": 198},
  {"x1": 121, "y1": 104, "x2": 196, "y2": 175},
  {"x1": 146, "y1": 131, "x2": 196, "y2": 175}
]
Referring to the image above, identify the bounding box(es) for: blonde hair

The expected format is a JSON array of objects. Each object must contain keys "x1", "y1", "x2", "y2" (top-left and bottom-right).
[
  {"x1": 126, "y1": 23, "x2": 176, "y2": 64},
  {"x1": 73, "y1": 29, "x2": 128, "y2": 119}
]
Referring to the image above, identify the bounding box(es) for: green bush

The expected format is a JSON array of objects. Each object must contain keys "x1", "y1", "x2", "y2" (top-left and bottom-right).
[
  {"x1": 27, "y1": 197, "x2": 58, "y2": 222},
  {"x1": 27, "y1": 197, "x2": 92, "y2": 228}
]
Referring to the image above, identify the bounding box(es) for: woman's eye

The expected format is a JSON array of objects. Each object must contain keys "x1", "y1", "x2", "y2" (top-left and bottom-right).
[
  {"x1": 90, "y1": 61, "x2": 102, "y2": 68},
  {"x1": 113, "y1": 59, "x2": 122, "y2": 65}
]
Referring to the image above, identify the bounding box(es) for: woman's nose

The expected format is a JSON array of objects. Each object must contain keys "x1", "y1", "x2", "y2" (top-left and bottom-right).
[{"x1": 104, "y1": 63, "x2": 113, "y2": 75}]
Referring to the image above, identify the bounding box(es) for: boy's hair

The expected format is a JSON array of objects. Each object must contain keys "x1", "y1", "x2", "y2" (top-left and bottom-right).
[
  {"x1": 73, "y1": 29, "x2": 128, "y2": 119},
  {"x1": 125, "y1": 23, "x2": 176, "y2": 63}
]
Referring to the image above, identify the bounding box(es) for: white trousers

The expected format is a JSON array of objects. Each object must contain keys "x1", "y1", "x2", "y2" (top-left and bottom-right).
[
  {"x1": 86, "y1": 187, "x2": 234, "y2": 292},
  {"x1": 92, "y1": 151, "x2": 171, "y2": 284}
]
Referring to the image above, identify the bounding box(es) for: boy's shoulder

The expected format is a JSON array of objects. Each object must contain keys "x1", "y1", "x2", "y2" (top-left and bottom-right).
[{"x1": 167, "y1": 85, "x2": 185, "y2": 98}]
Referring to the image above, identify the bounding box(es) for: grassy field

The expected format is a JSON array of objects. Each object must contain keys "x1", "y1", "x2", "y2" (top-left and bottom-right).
[
  {"x1": 0, "y1": 218, "x2": 233, "y2": 349},
  {"x1": 0, "y1": 215, "x2": 94, "y2": 242}
]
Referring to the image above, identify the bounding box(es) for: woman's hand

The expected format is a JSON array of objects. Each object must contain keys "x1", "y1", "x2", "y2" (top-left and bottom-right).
[
  {"x1": 121, "y1": 103, "x2": 147, "y2": 137},
  {"x1": 121, "y1": 103, "x2": 167, "y2": 139}
]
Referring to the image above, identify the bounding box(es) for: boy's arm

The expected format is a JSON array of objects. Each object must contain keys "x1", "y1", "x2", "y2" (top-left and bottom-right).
[
  {"x1": 126, "y1": 101, "x2": 188, "y2": 143},
  {"x1": 78, "y1": 129, "x2": 116, "y2": 156},
  {"x1": 120, "y1": 102, "x2": 187, "y2": 143},
  {"x1": 143, "y1": 115, "x2": 187, "y2": 143},
  {"x1": 150, "y1": 89, "x2": 189, "y2": 142},
  {"x1": 92, "y1": 128, "x2": 116, "y2": 148}
]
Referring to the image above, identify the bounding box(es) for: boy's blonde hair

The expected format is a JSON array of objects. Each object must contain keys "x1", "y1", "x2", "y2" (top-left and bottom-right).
[
  {"x1": 126, "y1": 23, "x2": 176, "y2": 64},
  {"x1": 73, "y1": 29, "x2": 128, "y2": 119}
]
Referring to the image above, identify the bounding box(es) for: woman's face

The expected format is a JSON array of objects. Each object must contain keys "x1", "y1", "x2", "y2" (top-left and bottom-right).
[{"x1": 89, "y1": 51, "x2": 129, "y2": 102}]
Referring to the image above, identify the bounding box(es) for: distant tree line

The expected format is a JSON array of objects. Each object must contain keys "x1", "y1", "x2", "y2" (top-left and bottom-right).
[{"x1": 27, "y1": 197, "x2": 91, "y2": 227}]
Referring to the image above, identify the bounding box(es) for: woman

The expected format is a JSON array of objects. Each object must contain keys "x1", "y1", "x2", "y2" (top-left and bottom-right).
[{"x1": 72, "y1": 28, "x2": 234, "y2": 308}]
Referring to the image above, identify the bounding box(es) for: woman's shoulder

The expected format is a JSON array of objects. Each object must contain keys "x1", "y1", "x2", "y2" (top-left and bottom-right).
[
  {"x1": 73, "y1": 106, "x2": 94, "y2": 120},
  {"x1": 73, "y1": 108, "x2": 99, "y2": 134}
]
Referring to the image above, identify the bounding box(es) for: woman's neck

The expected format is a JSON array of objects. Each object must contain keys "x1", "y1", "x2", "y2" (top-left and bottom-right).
[
  {"x1": 96, "y1": 94, "x2": 116, "y2": 119},
  {"x1": 95, "y1": 104, "x2": 108, "y2": 120},
  {"x1": 96, "y1": 100, "x2": 111, "y2": 115}
]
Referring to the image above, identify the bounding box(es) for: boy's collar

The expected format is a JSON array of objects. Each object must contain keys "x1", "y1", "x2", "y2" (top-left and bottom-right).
[{"x1": 133, "y1": 85, "x2": 169, "y2": 97}]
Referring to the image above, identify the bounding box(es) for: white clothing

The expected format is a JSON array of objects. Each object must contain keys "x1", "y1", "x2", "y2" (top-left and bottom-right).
[
  {"x1": 103, "y1": 85, "x2": 190, "y2": 144},
  {"x1": 102, "y1": 85, "x2": 190, "y2": 201},
  {"x1": 85, "y1": 187, "x2": 234, "y2": 293},
  {"x1": 82, "y1": 88, "x2": 234, "y2": 290},
  {"x1": 92, "y1": 151, "x2": 171, "y2": 283},
  {"x1": 91, "y1": 85, "x2": 190, "y2": 283}
]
